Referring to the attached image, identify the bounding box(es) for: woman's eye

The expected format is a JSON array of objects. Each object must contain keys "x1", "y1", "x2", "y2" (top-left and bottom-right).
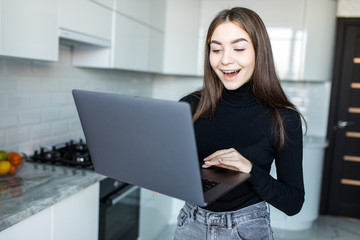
[
  {"x1": 234, "y1": 48, "x2": 244, "y2": 52},
  {"x1": 211, "y1": 49, "x2": 221, "y2": 53}
]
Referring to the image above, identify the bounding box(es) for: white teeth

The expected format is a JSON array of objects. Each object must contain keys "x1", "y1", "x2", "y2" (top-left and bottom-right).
[{"x1": 223, "y1": 70, "x2": 238, "y2": 74}]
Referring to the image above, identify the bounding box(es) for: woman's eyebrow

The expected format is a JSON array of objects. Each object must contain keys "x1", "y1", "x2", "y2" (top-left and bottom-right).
[
  {"x1": 231, "y1": 38, "x2": 248, "y2": 44},
  {"x1": 210, "y1": 38, "x2": 248, "y2": 45}
]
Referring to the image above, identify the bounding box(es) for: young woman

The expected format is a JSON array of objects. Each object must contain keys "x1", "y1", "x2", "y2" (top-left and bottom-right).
[{"x1": 174, "y1": 7, "x2": 305, "y2": 240}]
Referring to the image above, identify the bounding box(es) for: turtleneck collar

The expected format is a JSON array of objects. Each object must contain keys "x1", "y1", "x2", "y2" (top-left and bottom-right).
[{"x1": 221, "y1": 81, "x2": 257, "y2": 107}]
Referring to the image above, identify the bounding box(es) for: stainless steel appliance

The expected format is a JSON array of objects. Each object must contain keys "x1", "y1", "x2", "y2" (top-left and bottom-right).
[{"x1": 28, "y1": 139, "x2": 140, "y2": 240}]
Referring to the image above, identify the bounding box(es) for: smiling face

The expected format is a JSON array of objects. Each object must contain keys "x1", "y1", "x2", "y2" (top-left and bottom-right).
[{"x1": 209, "y1": 21, "x2": 256, "y2": 90}]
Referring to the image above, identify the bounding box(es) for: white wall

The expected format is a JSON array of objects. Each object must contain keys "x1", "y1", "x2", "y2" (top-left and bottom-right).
[
  {"x1": 0, "y1": 45, "x2": 153, "y2": 154},
  {"x1": 337, "y1": 0, "x2": 360, "y2": 17}
]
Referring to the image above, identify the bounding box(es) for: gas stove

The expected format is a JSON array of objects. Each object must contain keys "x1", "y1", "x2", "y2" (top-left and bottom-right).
[{"x1": 29, "y1": 139, "x2": 94, "y2": 170}]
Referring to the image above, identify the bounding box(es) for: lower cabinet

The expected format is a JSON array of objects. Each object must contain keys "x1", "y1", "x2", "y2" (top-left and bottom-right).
[
  {"x1": 0, "y1": 207, "x2": 52, "y2": 240},
  {"x1": 0, "y1": 183, "x2": 99, "y2": 240},
  {"x1": 52, "y1": 182, "x2": 99, "y2": 240}
]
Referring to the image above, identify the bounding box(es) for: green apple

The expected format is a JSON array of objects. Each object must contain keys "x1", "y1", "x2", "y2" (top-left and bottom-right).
[{"x1": 0, "y1": 150, "x2": 7, "y2": 161}]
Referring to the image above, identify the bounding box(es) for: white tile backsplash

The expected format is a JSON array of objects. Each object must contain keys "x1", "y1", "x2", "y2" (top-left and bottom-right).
[
  {"x1": 282, "y1": 81, "x2": 331, "y2": 137},
  {"x1": 152, "y1": 74, "x2": 203, "y2": 101},
  {"x1": 19, "y1": 110, "x2": 41, "y2": 125},
  {"x1": 51, "y1": 121, "x2": 69, "y2": 135},
  {"x1": 6, "y1": 127, "x2": 31, "y2": 146},
  {"x1": 0, "y1": 112, "x2": 19, "y2": 128},
  {"x1": 0, "y1": 45, "x2": 153, "y2": 153}
]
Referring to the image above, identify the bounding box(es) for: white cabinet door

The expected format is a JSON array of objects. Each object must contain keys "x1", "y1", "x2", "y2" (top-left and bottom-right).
[
  {"x1": 90, "y1": 0, "x2": 114, "y2": 9},
  {"x1": 0, "y1": 208, "x2": 52, "y2": 240},
  {"x1": 301, "y1": 0, "x2": 337, "y2": 81},
  {"x1": 52, "y1": 183, "x2": 99, "y2": 240},
  {"x1": 0, "y1": 0, "x2": 58, "y2": 61},
  {"x1": 59, "y1": 0, "x2": 113, "y2": 42},
  {"x1": 115, "y1": 0, "x2": 166, "y2": 31},
  {"x1": 113, "y1": 0, "x2": 200, "y2": 75},
  {"x1": 162, "y1": 0, "x2": 201, "y2": 76},
  {"x1": 112, "y1": 12, "x2": 151, "y2": 72},
  {"x1": 111, "y1": 0, "x2": 166, "y2": 72}
]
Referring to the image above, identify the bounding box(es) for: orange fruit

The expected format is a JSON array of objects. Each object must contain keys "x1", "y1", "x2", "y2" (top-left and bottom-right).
[
  {"x1": 8, "y1": 152, "x2": 23, "y2": 166},
  {"x1": 8, "y1": 165, "x2": 18, "y2": 174},
  {"x1": 0, "y1": 161, "x2": 11, "y2": 174}
]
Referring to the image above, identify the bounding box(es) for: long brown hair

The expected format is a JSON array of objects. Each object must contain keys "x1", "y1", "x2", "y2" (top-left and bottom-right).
[{"x1": 193, "y1": 7, "x2": 305, "y2": 151}]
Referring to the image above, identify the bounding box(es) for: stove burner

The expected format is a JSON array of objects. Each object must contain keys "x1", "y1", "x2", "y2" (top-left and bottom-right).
[{"x1": 29, "y1": 139, "x2": 94, "y2": 169}]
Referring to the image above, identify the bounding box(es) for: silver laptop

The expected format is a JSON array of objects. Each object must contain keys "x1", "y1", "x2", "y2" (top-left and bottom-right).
[{"x1": 72, "y1": 89, "x2": 250, "y2": 207}]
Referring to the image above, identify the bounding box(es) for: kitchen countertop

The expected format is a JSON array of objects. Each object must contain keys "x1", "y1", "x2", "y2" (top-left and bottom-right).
[{"x1": 0, "y1": 161, "x2": 105, "y2": 232}]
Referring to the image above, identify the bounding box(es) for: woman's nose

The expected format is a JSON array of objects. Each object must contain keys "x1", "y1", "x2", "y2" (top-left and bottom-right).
[{"x1": 221, "y1": 49, "x2": 235, "y2": 65}]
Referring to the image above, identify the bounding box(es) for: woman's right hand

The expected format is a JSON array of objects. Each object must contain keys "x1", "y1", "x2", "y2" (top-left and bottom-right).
[{"x1": 202, "y1": 148, "x2": 252, "y2": 173}]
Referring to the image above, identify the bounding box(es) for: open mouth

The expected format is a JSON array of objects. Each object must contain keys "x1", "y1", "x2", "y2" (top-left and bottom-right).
[{"x1": 222, "y1": 70, "x2": 240, "y2": 78}]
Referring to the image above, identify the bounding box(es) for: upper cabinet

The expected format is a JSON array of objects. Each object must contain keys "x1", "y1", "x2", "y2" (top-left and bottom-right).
[
  {"x1": 161, "y1": 0, "x2": 201, "y2": 76},
  {"x1": 58, "y1": 0, "x2": 113, "y2": 46},
  {"x1": 0, "y1": 0, "x2": 58, "y2": 61},
  {"x1": 111, "y1": 0, "x2": 201, "y2": 75},
  {"x1": 72, "y1": 0, "x2": 166, "y2": 72},
  {"x1": 301, "y1": 0, "x2": 337, "y2": 81},
  {"x1": 111, "y1": 0, "x2": 165, "y2": 72},
  {"x1": 2, "y1": 0, "x2": 335, "y2": 80}
]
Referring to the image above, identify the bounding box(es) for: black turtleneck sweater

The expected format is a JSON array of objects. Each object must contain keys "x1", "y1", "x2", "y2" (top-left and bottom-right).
[{"x1": 180, "y1": 82, "x2": 304, "y2": 216}]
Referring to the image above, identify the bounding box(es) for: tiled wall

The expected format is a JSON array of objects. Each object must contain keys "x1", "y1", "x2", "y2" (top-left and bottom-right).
[
  {"x1": 0, "y1": 45, "x2": 153, "y2": 154},
  {"x1": 282, "y1": 81, "x2": 331, "y2": 137}
]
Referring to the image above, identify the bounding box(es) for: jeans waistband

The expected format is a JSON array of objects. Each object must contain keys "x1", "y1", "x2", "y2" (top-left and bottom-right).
[{"x1": 184, "y1": 201, "x2": 268, "y2": 229}]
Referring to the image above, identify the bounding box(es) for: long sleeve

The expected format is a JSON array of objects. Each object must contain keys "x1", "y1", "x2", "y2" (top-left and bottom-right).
[{"x1": 249, "y1": 110, "x2": 304, "y2": 216}]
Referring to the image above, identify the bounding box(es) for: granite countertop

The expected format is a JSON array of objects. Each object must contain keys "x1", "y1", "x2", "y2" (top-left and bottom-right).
[{"x1": 0, "y1": 161, "x2": 105, "y2": 232}]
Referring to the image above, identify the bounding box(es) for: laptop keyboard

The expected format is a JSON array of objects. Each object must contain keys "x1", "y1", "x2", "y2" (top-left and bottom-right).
[{"x1": 202, "y1": 178, "x2": 220, "y2": 192}]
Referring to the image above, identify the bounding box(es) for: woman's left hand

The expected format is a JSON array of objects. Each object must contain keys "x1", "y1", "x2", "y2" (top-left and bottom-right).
[{"x1": 202, "y1": 148, "x2": 253, "y2": 173}]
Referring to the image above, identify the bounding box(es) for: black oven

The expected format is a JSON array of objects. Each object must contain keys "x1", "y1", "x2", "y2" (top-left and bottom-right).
[{"x1": 99, "y1": 177, "x2": 140, "y2": 240}]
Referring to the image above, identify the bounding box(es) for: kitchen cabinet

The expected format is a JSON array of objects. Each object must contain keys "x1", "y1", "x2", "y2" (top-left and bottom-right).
[
  {"x1": 66, "y1": 0, "x2": 201, "y2": 74},
  {"x1": 301, "y1": 0, "x2": 336, "y2": 81},
  {"x1": 58, "y1": 0, "x2": 113, "y2": 46},
  {"x1": 0, "y1": 183, "x2": 99, "y2": 240},
  {"x1": 0, "y1": 208, "x2": 52, "y2": 240},
  {"x1": 0, "y1": 0, "x2": 58, "y2": 61},
  {"x1": 111, "y1": 0, "x2": 165, "y2": 72},
  {"x1": 90, "y1": 0, "x2": 114, "y2": 9},
  {"x1": 161, "y1": 0, "x2": 201, "y2": 76},
  {"x1": 112, "y1": 13, "x2": 152, "y2": 72},
  {"x1": 115, "y1": 0, "x2": 166, "y2": 31},
  {"x1": 59, "y1": 0, "x2": 114, "y2": 68},
  {"x1": 71, "y1": 0, "x2": 165, "y2": 71},
  {"x1": 265, "y1": 0, "x2": 336, "y2": 81},
  {"x1": 112, "y1": 0, "x2": 201, "y2": 75},
  {"x1": 52, "y1": 183, "x2": 99, "y2": 240}
]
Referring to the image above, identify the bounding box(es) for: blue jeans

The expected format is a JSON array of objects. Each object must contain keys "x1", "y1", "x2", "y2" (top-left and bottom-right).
[{"x1": 173, "y1": 201, "x2": 274, "y2": 240}]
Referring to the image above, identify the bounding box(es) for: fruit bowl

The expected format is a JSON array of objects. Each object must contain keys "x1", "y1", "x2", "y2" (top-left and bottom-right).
[{"x1": 0, "y1": 151, "x2": 24, "y2": 176}]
